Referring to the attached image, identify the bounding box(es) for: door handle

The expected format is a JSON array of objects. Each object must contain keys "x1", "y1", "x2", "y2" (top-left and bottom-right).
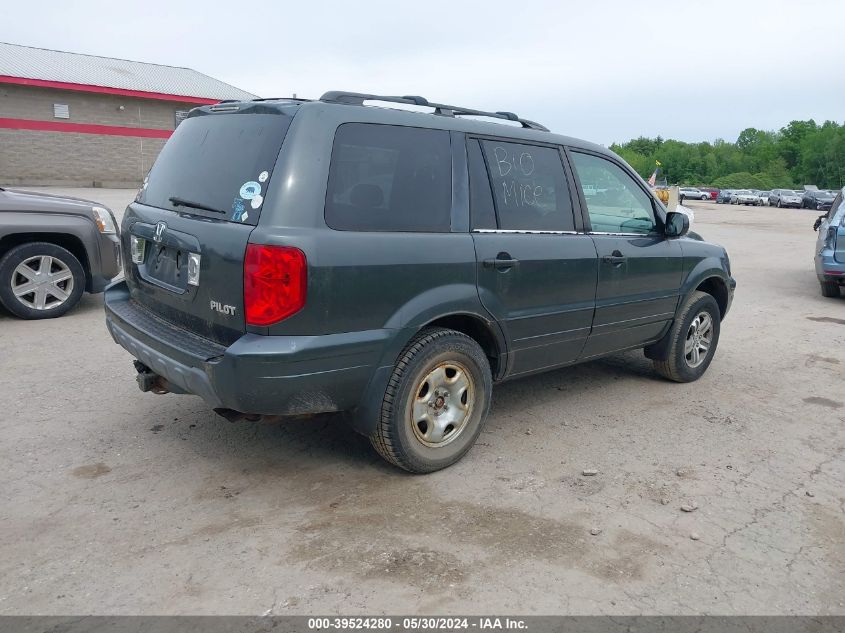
[
  {"x1": 483, "y1": 256, "x2": 519, "y2": 270},
  {"x1": 602, "y1": 250, "x2": 625, "y2": 266}
]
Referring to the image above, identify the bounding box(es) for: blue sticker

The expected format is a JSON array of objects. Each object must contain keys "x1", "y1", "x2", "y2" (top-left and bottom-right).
[
  {"x1": 231, "y1": 197, "x2": 246, "y2": 221},
  {"x1": 239, "y1": 181, "x2": 261, "y2": 200}
]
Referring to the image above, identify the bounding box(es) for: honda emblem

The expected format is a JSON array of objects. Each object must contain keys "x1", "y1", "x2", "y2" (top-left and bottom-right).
[{"x1": 154, "y1": 221, "x2": 167, "y2": 243}]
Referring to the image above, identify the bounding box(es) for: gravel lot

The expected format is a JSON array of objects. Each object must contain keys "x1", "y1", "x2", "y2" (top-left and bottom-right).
[{"x1": 0, "y1": 189, "x2": 843, "y2": 615}]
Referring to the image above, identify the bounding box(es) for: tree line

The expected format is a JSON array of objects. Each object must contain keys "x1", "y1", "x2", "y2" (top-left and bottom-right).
[{"x1": 610, "y1": 119, "x2": 845, "y2": 191}]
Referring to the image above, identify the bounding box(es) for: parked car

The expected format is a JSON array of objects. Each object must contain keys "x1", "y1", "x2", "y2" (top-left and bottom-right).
[
  {"x1": 730, "y1": 190, "x2": 758, "y2": 205},
  {"x1": 813, "y1": 189, "x2": 844, "y2": 297},
  {"x1": 700, "y1": 188, "x2": 719, "y2": 200},
  {"x1": 679, "y1": 187, "x2": 709, "y2": 201},
  {"x1": 755, "y1": 191, "x2": 771, "y2": 206},
  {"x1": 802, "y1": 190, "x2": 836, "y2": 210},
  {"x1": 716, "y1": 190, "x2": 734, "y2": 204},
  {"x1": 769, "y1": 189, "x2": 802, "y2": 208},
  {"x1": 104, "y1": 91, "x2": 735, "y2": 473},
  {"x1": 0, "y1": 188, "x2": 121, "y2": 319}
]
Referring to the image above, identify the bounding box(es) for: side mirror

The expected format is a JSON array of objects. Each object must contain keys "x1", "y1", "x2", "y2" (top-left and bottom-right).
[{"x1": 665, "y1": 211, "x2": 690, "y2": 237}]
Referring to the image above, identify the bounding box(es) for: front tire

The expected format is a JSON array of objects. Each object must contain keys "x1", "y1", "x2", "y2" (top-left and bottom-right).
[
  {"x1": 652, "y1": 291, "x2": 721, "y2": 383},
  {"x1": 820, "y1": 281, "x2": 841, "y2": 298},
  {"x1": 0, "y1": 242, "x2": 85, "y2": 319},
  {"x1": 370, "y1": 327, "x2": 493, "y2": 473}
]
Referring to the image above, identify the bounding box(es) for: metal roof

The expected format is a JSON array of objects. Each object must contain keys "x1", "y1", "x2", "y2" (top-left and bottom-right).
[{"x1": 0, "y1": 42, "x2": 257, "y2": 101}]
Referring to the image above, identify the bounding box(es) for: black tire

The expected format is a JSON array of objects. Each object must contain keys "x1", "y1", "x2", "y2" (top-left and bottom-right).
[
  {"x1": 652, "y1": 291, "x2": 721, "y2": 383},
  {"x1": 0, "y1": 242, "x2": 85, "y2": 319},
  {"x1": 820, "y1": 281, "x2": 841, "y2": 298},
  {"x1": 370, "y1": 327, "x2": 493, "y2": 473}
]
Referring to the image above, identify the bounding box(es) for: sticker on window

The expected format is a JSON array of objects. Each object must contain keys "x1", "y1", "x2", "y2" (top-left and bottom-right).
[{"x1": 239, "y1": 181, "x2": 261, "y2": 200}]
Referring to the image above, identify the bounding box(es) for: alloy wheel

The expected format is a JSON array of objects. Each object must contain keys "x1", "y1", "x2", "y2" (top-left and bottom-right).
[
  {"x1": 11, "y1": 255, "x2": 74, "y2": 311},
  {"x1": 684, "y1": 311, "x2": 713, "y2": 368}
]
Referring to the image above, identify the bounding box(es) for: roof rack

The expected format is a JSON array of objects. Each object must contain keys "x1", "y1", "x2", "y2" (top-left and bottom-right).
[
  {"x1": 319, "y1": 91, "x2": 549, "y2": 132},
  {"x1": 250, "y1": 96, "x2": 311, "y2": 102}
]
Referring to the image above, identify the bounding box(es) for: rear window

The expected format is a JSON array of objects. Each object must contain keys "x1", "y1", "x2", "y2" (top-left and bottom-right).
[
  {"x1": 138, "y1": 111, "x2": 292, "y2": 225},
  {"x1": 325, "y1": 123, "x2": 452, "y2": 232}
]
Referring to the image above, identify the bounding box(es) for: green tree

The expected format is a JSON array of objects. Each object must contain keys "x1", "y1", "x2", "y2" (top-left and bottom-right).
[{"x1": 611, "y1": 118, "x2": 844, "y2": 190}]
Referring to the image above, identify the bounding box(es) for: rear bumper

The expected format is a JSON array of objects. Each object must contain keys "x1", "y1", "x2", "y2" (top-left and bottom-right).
[
  {"x1": 816, "y1": 252, "x2": 845, "y2": 283},
  {"x1": 104, "y1": 281, "x2": 388, "y2": 415}
]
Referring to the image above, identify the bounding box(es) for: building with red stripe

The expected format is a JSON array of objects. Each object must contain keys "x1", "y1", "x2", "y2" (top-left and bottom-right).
[{"x1": 0, "y1": 42, "x2": 256, "y2": 187}]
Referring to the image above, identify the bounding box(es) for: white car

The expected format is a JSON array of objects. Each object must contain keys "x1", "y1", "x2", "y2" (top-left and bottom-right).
[
  {"x1": 679, "y1": 187, "x2": 709, "y2": 201},
  {"x1": 730, "y1": 190, "x2": 758, "y2": 205}
]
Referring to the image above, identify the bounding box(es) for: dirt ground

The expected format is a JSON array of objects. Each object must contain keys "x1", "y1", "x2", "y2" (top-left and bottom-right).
[{"x1": 0, "y1": 190, "x2": 842, "y2": 615}]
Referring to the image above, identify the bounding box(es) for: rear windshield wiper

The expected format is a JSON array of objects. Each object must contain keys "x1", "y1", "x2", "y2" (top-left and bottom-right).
[{"x1": 168, "y1": 196, "x2": 226, "y2": 215}]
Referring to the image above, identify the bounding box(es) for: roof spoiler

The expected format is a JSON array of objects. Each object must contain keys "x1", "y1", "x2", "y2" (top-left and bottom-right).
[{"x1": 319, "y1": 91, "x2": 549, "y2": 132}]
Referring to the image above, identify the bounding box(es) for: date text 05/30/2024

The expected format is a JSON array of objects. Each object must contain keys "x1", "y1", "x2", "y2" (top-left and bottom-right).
[{"x1": 307, "y1": 617, "x2": 528, "y2": 630}]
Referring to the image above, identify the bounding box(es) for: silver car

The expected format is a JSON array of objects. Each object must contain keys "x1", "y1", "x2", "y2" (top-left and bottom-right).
[
  {"x1": 770, "y1": 189, "x2": 802, "y2": 208},
  {"x1": 679, "y1": 187, "x2": 709, "y2": 201},
  {"x1": 730, "y1": 190, "x2": 758, "y2": 205}
]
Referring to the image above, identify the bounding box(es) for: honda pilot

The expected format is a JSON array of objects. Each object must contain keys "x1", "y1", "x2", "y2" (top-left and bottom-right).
[{"x1": 104, "y1": 91, "x2": 736, "y2": 473}]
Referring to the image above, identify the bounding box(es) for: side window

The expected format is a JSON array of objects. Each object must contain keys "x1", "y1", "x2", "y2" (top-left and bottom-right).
[
  {"x1": 570, "y1": 152, "x2": 657, "y2": 235},
  {"x1": 467, "y1": 139, "x2": 496, "y2": 230},
  {"x1": 325, "y1": 123, "x2": 452, "y2": 232},
  {"x1": 480, "y1": 140, "x2": 575, "y2": 232}
]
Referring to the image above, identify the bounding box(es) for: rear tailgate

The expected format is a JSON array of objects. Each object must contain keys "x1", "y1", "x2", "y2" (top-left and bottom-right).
[{"x1": 122, "y1": 102, "x2": 296, "y2": 346}]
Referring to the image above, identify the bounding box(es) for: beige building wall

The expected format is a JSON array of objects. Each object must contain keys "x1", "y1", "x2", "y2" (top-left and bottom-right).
[{"x1": 0, "y1": 84, "x2": 199, "y2": 187}]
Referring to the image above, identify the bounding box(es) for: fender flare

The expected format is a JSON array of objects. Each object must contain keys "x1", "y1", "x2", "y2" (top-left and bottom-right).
[
  {"x1": 645, "y1": 263, "x2": 732, "y2": 361},
  {"x1": 0, "y1": 212, "x2": 99, "y2": 287},
  {"x1": 345, "y1": 284, "x2": 507, "y2": 437}
]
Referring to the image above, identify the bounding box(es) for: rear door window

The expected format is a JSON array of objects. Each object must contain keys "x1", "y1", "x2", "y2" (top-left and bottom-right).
[
  {"x1": 480, "y1": 140, "x2": 575, "y2": 231},
  {"x1": 325, "y1": 123, "x2": 452, "y2": 232},
  {"x1": 570, "y1": 151, "x2": 657, "y2": 235},
  {"x1": 138, "y1": 110, "x2": 292, "y2": 225}
]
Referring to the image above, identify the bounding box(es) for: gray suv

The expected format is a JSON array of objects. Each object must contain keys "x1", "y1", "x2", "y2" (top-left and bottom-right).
[
  {"x1": 104, "y1": 92, "x2": 736, "y2": 473},
  {"x1": 1, "y1": 188, "x2": 121, "y2": 319}
]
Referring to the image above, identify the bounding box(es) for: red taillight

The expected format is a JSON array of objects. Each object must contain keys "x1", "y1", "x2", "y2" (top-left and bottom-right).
[{"x1": 243, "y1": 244, "x2": 306, "y2": 326}]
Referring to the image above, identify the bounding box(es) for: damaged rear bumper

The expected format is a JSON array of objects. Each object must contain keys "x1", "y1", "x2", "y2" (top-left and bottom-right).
[{"x1": 104, "y1": 281, "x2": 387, "y2": 416}]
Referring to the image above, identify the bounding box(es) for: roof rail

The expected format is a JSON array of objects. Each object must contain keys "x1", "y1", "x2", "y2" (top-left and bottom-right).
[
  {"x1": 319, "y1": 91, "x2": 548, "y2": 132},
  {"x1": 251, "y1": 96, "x2": 311, "y2": 102}
]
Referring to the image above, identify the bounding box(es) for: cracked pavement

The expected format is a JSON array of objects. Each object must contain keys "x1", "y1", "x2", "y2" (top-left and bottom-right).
[{"x1": 0, "y1": 191, "x2": 843, "y2": 615}]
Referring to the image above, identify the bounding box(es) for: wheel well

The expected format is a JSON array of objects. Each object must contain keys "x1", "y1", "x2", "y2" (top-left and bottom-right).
[
  {"x1": 426, "y1": 314, "x2": 502, "y2": 376},
  {"x1": 0, "y1": 233, "x2": 91, "y2": 287},
  {"x1": 695, "y1": 277, "x2": 728, "y2": 319}
]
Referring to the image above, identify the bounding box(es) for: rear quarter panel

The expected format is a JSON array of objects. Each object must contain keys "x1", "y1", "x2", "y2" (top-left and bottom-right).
[{"x1": 249, "y1": 104, "x2": 497, "y2": 362}]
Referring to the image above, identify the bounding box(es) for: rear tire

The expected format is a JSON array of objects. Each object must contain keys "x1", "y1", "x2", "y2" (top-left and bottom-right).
[
  {"x1": 0, "y1": 242, "x2": 85, "y2": 320},
  {"x1": 652, "y1": 291, "x2": 721, "y2": 383},
  {"x1": 370, "y1": 327, "x2": 492, "y2": 473},
  {"x1": 820, "y1": 281, "x2": 841, "y2": 298}
]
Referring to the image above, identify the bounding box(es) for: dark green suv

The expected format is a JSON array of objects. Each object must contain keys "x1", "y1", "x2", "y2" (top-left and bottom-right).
[{"x1": 104, "y1": 92, "x2": 735, "y2": 473}]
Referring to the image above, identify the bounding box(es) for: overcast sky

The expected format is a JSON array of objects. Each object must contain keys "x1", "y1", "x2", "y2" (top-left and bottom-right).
[{"x1": 3, "y1": 0, "x2": 843, "y2": 145}]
